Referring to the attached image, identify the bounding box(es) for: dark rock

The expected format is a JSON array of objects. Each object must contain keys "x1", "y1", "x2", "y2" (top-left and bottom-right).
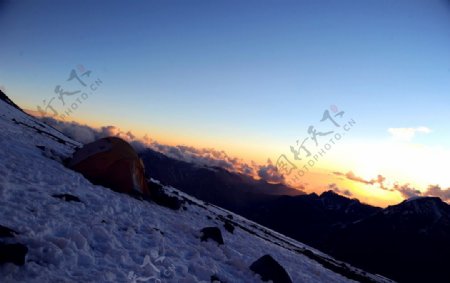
[
  {"x1": 250, "y1": 254, "x2": 292, "y2": 283},
  {"x1": 0, "y1": 225, "x2": 16, "y2": 238},
  {"x1": 139, "y1": 148, "x2": 302, "y2": 214},
  {"x1": 223, "y1": 220, "x2": 235, "y2": 234},
  {"x1": 210, "y1": 274, "x2": 223, "y2": 282},
  {"x1": 200, "y1": 227, "x2": 224, "y2": 245},
  {"x1": 52, "y1": 194, "x2": 81, "y2": 202},
  {"x1": 0, "y1": 243, "x2": 28, "y2": 266},
  {"x1": 148, "y1": 181, "x2": 183, "y2": 210}
]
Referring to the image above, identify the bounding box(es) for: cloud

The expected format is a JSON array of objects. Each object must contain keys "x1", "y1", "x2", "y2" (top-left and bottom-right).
[
  {"x1": 394, "y1": 183, "x2": 422, "y2": 199},
  {"x1": 257, "y1": 159, "x2": 284, "y2": 183},
  {"x1": 391, "y1": 183, "x2": 450, "y2": 202},
  {"x1": 328, "y1": 183, "x2": 353, "y2": 197},
  {"x1": 39, "y1": 117, "x2": 285, "y2": 184},
  {"x1": 149, "y1": 144, "x2": 286, "y2": 183},
  {"x1": 388, "y1": 126, "x2": 431, "y2": 142},
  {"x1": 40, "y1": 117, "x2": 136, "y2": 145},
  {"x1": 337, "y1": 188, "x2": 353, "y2": 197},
  {"x1": 41, "y1": 117, "x2": 99, "y2": 144},
  {"x1": 373, "y1": 174, "x2": 387, "y2": 190},
  {"x1": 343, "y1": 171, "x2": 373, "y2": 185},
  {"x1": 424, "y1": 185, "x2": 450, "y2": 201},
  {"x1": 150, "y1": 142, "x2": 260, "y2": 175},
  {"x1": 332, "y1": 171, "x2": 450, "y2": 201},
  {"x1": 333, "y1": 171, "x2": 389, "y2": 190}
]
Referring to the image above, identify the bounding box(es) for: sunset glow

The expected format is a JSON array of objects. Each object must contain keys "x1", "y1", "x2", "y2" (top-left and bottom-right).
[{"x1": 2, "y1": 0, "x2": 450, "y2": 207}]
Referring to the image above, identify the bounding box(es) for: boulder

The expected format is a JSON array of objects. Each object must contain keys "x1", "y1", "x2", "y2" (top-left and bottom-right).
[
  {"x1": 0, "y1": 243, "x2": 28, "y2": 266},
  {"x1": 250, "y1": 254, "x2": 292, "y2": 283},
  {"x1": 200, "y1": 227, "x2": 224, "y2": 245}
]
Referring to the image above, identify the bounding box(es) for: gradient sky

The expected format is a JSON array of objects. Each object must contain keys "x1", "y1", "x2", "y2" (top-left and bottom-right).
[{"x1": 1, "y1": 0, "x2": 450, "y2": 206}]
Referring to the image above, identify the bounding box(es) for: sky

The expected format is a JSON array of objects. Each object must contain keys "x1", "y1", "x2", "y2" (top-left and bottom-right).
[{"x1": 1, "y1": 0, "x2": 450, "y2": 206}]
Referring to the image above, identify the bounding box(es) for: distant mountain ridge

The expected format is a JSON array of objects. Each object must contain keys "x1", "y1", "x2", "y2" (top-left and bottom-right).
[
  {"x1": 327, "y1": 196, "x2": 450, "y2": 283},
  {"x1": 140, "y1": 148, "x2": 450, "y2": 283},
  {"x1": 140, "y1": 148, "x2": 304, "y2": 211}
]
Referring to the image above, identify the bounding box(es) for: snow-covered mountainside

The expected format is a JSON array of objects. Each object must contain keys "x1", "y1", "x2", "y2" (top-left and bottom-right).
[{"x1": 0, "y1": 97, "x2": 393, "y2": 283}]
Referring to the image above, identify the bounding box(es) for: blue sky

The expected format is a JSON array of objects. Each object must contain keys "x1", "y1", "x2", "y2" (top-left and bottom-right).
[{"x1": 1, "y1": 0, "x2": 450, "y2": 204}]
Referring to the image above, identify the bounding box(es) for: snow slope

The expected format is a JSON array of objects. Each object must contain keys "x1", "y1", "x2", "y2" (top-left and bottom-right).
[{"x1": 0, "y1": 99, "x2": 394, "y2": 283}]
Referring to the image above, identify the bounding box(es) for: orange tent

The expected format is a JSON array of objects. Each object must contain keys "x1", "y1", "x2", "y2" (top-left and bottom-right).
[{"x1": 68, "y1": 137, "x2": 150, "y2": 196}]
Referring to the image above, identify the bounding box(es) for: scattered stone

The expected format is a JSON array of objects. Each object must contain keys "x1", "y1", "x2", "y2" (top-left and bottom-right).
[
  {"x1": 36, "y1": 145, "x2": 46, "y2": 151},
  {"x1": 211, "y1": 274, "x2": 224, "y2": 282},
  {"x1": 223, "y1": 220, "x2": 235, "y2": 234},
  {"x1": 148, "y1": 181, "x2": 183, "y2": 210},
  {"x1": 200, "y1": 227, "x2": 224, "y2": 245},
  {"x1": 0, "y1": 243, "x2": 28, "y2": 266},
  {"x1": 0, "y1": 225, "x2": 16, "y2": 238},
  {"x1": 250, "y1": 254, "x2": 292, "y2": 283},
  {"x1": 52, "y1": 194, "x2": 81, "y2": 203}
]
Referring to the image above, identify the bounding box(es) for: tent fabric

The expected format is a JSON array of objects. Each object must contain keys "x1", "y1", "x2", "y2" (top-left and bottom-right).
[{"x1": 68, "y1": 137, "x2": 149, "y2": 196}]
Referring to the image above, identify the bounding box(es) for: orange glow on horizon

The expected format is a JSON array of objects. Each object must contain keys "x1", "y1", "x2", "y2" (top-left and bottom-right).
[{"x1": 22, "y1": 102, "x2": 448, "y2": 208}]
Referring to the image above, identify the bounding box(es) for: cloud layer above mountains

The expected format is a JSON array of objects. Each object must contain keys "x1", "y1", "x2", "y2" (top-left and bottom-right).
[
  {"x1": 388, "y1": 126, "x2": 431, "y2": 141},
  {"x1": 40, "y1": 117, "x2": 450, "y2": 203},
  {"x1": 41, "y1": 117, "x2": 285, "y2": 184},
  {"x1": 333, "y1": 170, "x2": 450, "y2": 202}
]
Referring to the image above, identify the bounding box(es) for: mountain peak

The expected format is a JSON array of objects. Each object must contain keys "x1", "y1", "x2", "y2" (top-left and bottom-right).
[
  {"x1": 319, "y1": 190, "x2": 345, "y2": 199},
  {"x1": 319, "y1": 190, "x2": 354, "y2": 202},
  {"x1": 0, "y1": 90, "x2": 22, "y2": 111},
  {"x1": 320, "y1": 190, "x2": 338, "y2": 197},
  {"x1": 405, "y1": 195, "x2": 442, "y2": 203},
  {"x1": 384, "y1": 196, "x2": 449, "y2": 220},
  {"x1": 316, "y1": 190, "x2": 360, "y2": 212},
  {"x1": 401, "y1": 196, "x2": 446, "y2": 208}
]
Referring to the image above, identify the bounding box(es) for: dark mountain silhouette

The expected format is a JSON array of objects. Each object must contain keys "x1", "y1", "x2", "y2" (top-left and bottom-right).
[
  {"x1": 140, "y1": 148, "x2": 450, "y2": 283},
  {"x1": 140, "y1": 148, "x2": 380, "y2": 247},
  {"x1": 327, "y1": 197, "x2": 450, "y2": 283},
  {"x1": 140, "y1": 149, "x2": 382, "y2": 247},
  {"x1": 140, "y1": 148, "x2": 304, "y2": 211},
  {"x1": 243, "y1": 190, "x2": 381, "y2": 247}
]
